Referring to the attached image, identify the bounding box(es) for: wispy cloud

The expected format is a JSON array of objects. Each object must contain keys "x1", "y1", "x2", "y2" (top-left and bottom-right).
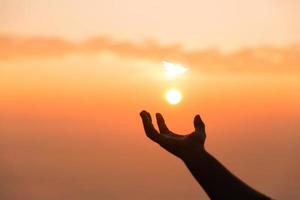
[{"x1": 1, "y1": 34, "x2": 299, "y2": 73}]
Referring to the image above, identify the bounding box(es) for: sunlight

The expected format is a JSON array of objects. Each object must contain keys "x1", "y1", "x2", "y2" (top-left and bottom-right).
[
  {"x1": 165, "y1": 88, "x2": 182, "y2": 105},
  {"x1": 163, "y1": 61, "x2": 188, "y2": 78}
]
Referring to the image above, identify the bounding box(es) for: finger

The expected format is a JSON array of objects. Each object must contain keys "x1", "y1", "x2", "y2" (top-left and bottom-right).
[
  {"x1": 156, "y1": 113, "x2": 170, "y2": 134},
  {"x1": 194, "y1": 114, "x2": 205, "y2": 132},
  {"x1": 145, "y1": 111, "x2": 152, "y2": 122},
  {"x1": 140, "y1": 111, "x2": 163, "y2": 143},
  {"x1": 156, "y1": 113, "x2": 184, "y2": 137}
]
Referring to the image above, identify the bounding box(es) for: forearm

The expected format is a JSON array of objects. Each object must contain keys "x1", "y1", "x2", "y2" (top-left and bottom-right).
[
  {"x1": 182, "y1": 150, "x2": 271, "y2": 200},
  {"x1": 140, "y1": 111, "x2": 272, "y2": 199}
]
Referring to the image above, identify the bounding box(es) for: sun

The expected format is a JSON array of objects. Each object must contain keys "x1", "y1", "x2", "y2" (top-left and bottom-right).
[{"x1": 165, "y1": 89, "x2": 182, "y2": 105}]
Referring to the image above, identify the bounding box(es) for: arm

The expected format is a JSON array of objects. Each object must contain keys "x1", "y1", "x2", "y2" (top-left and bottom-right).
[{"x1": 140, "y1": 110, "x2": 271, "y2": 200}]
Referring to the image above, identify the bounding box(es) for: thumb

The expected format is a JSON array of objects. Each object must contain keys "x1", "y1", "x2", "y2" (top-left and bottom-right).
[{"x1": 194, "y1": 114, "x2": 205, "y2": 132}]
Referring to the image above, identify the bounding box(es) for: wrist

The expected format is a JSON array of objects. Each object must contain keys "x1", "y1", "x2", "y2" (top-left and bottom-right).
[{"x1": 181, "y1": 147, "x2": 208, "y2": 164}]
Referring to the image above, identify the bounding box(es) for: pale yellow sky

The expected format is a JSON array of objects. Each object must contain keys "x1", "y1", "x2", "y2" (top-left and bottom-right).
[{"x1": 1, "y1": 0, "x2": 299, "y2": 50}]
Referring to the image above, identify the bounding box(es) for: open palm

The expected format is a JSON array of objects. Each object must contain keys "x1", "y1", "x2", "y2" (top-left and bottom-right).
[{"x1": 140, "y1": 111, "x2": 206, "y2": 160}]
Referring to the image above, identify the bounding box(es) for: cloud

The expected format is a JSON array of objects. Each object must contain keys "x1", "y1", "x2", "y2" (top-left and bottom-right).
[{"x1": 0, "y1": 34, "x2": 299, "y2": 73}]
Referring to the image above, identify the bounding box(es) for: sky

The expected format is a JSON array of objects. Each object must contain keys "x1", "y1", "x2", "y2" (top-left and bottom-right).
[
  {"x1": 1, "y1": 0, "x2": 299, "y2": 50},
  {"x1": 0, "y1": 0, "x2": 300, "y2": 200}
]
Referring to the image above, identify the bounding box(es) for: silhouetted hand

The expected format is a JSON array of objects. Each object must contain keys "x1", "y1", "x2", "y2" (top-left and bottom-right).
[
  {"x1": 140, "y1": 110, "x2": 206, "y2": 160},
  {"x1": 140, "y1": 110, "x2": 272, "y2": 200}
]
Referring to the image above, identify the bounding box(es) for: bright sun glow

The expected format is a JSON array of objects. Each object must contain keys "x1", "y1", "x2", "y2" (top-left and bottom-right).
[
  {"x1": 163, "y1": 61, "x2": 188, "y2": 78},
  {"x1": 166, "y1": 89, "x2": 182, "y2": 105}
]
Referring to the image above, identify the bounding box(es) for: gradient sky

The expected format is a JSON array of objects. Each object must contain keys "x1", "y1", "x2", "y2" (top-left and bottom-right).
[
  {"x1": 1, "y1": 1, "x2": 300, "y2": 200},
  {"x1": 1, "y1": 0, "x2": 299, "y2": 50}
]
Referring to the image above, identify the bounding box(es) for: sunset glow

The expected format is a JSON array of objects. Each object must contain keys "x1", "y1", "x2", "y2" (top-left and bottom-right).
[
  {"x1": 1, "y1": 1, "x2": 299, "y2": 200},
  {"x1": 163, "y1": 61, "x2": 189, "y2": 78},
  {"x1": 165, "y1": 88, "x2": 182, "y2": 105}
]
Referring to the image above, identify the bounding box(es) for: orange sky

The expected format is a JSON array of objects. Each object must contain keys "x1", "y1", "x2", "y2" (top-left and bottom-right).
[{"x1": 1, "y1": 1, "x2": 300, "y2": 200}]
